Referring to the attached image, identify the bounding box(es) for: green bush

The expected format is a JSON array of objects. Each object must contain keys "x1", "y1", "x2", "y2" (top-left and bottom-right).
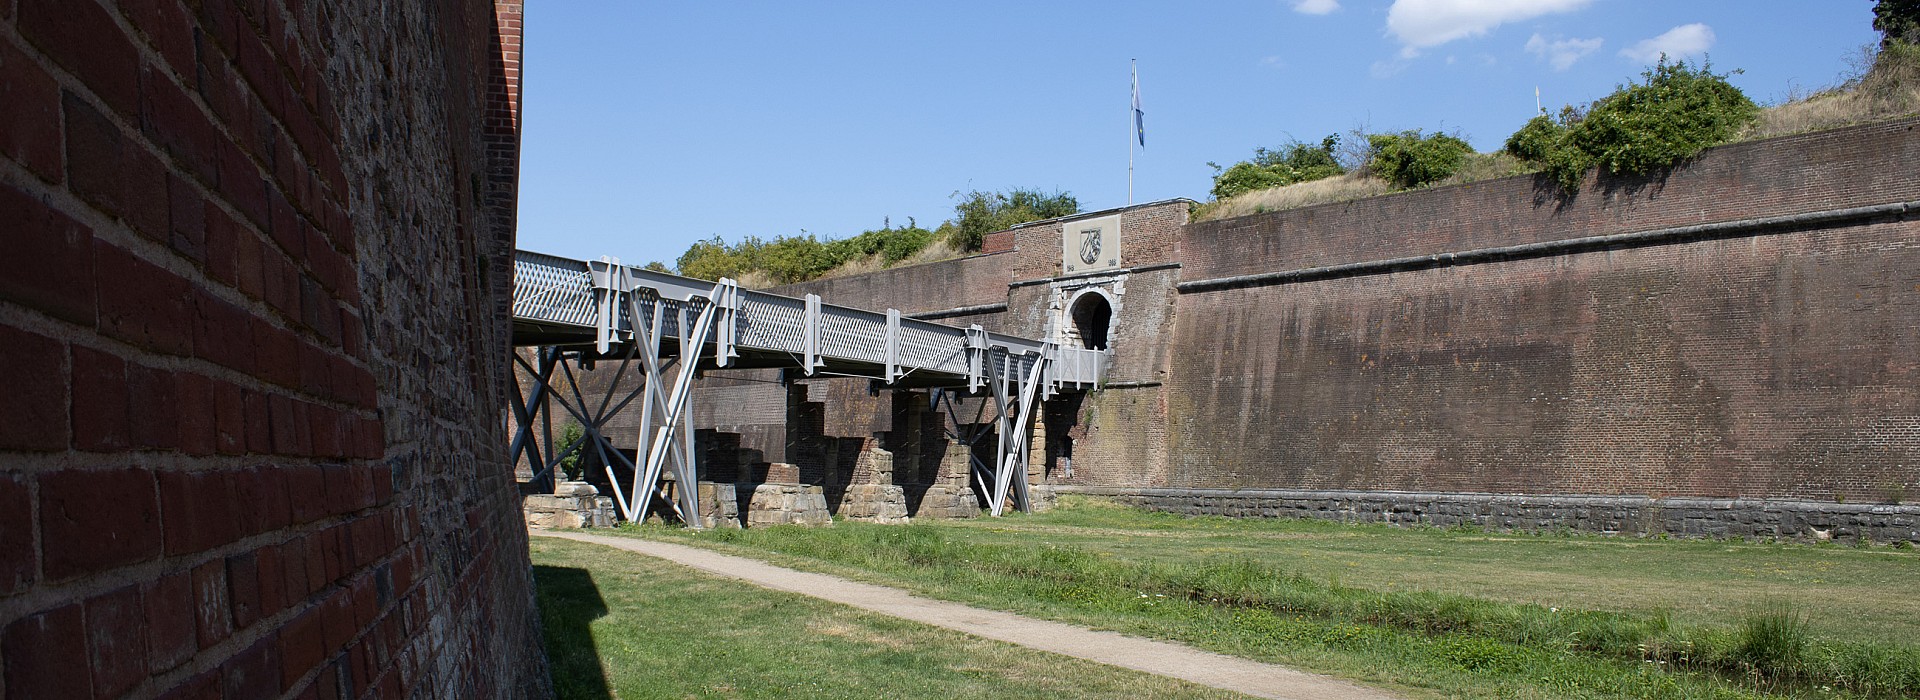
[
  {"x1": 826, "y1": 222, "x2": 937, "y2": 266},
  {"x1": 947, "y1": 188, "x2": 1079, "y2": 251},
  {"x1": 1367, "y1": 130, "x2": 1474, "y2": 189},
  {"x1": 1508, "y1": 58, "x2": 1758, "y2": 191},
  {"x1": 1206, "y1": 135, "x2": 1345, "y2": 199},
  {"x1": 556, "y1": 421, "x2": 586, "y2": 481},
  {"x1": 669, "y1": 187, "x2": 1075, "y2": 284},
  {"x1": 675, "y1": 235, "x2": 755, "y2": 282}
]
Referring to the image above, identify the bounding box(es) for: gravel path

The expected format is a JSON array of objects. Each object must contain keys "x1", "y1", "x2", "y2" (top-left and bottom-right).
[{"x1": 534, "y1": 530, "x2": 1397, "y2": 700}]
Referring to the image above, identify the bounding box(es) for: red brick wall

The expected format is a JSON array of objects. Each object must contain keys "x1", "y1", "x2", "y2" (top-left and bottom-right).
[
  {"x1": 1007, "y1": 200, "x2": 1188, "y2": 283},
  {"x1": 0, "y1": 1, "x2": 544, "y2": 697}
]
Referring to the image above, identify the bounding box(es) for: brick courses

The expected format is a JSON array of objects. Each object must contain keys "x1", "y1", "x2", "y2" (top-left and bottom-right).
[{"x1": 0, "y1": 0, "x2": 546, "y2": 697}]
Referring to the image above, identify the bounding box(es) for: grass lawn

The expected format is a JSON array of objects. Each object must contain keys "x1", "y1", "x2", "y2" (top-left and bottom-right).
[
  {"x1": 606, "y1": 496, "x2": 1920, "y2": 700},
  {"x1": 530, "y1": 536, "x2": 1253, "y2": 699}
]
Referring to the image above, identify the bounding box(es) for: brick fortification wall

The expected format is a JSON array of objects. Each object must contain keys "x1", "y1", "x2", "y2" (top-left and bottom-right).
[
  {"x1": 1154, "y1": 118, "x2": 1920, "y2": 540},
  {"x1": 702, "y1": 119, "x2": 1920, "y2": 541},
  {"x1": 0, "y1": 0, "x2": 547, "y2": 698}
]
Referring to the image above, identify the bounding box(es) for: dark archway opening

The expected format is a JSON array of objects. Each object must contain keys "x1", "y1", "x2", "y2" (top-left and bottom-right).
[{"x1": 1070, "y1": 294, "x2": 1112, "y2": 350}]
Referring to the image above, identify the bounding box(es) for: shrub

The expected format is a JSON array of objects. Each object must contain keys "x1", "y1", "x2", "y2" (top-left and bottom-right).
[
  {"x1": 675, "y1": 235, "x2": 755, "y2": 282},
  {"x1": 827, "y1": 222, "x2": 937, "y2": 266},
  {"x1": 556, "y1": 421, "x2": 586, "y2": 481},
  {"x1": 1206, "y1": 135, "x2": 1345, "y2": 200},
  {"x1": 947, "y1": 188, "x2": 1079, "y2": 251},
  {"x1": 1510, "y1": 58, "x2": 1758, "y2": 191},
  {"x1": 1367, "y1": 130, "x2": 1474, "y2": 189},
  {"x1": 1573, "y1": 59, "x2": 1758, "y2": 177}
]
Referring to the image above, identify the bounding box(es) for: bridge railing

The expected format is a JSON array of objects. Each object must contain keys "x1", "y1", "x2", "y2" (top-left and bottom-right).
[{"x1": 511, "y1": 250, "x2": 1103, "y2": 393}]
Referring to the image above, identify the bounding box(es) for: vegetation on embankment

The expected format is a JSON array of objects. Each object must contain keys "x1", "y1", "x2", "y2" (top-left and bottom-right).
[
  {"x1": 529, "y1": 536, "x2": 1246, "y2": 700},
  {"x1": 614, "y1": 496, "x2": 1920, "y2": 700},
  {"x1": 661, "y1": 187, "x2": 1077, "y2": 288},
  {"x1": 1195, "y1": 27, "x2": 1920, "y2": 223}
]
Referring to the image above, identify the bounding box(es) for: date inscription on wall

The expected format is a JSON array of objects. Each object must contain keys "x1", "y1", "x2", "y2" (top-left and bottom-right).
[{"x1": 1063, "y1": 215, "x2": 1122, "y2": 274}]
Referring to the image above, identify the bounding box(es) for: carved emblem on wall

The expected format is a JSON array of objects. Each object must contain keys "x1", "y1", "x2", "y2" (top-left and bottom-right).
[{"x1": 1079, "y1": 226, "x2": 1103, "y2": 265}]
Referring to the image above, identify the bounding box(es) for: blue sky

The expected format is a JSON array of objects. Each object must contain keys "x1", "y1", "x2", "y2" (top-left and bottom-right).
[{"x1": 516, "y1": 1, "x2": 1881, "y2": 267}]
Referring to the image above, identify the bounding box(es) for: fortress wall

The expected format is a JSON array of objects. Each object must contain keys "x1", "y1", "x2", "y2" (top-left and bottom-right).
[
  {"x1": 1166, "y1": 118, "x2": 1920, "y2": 508},
  {"x1": 686, "y1": 122, "x2": 1918, "y2": 537},
  {"x1": 0, "y1": 1, "x2": 546, "y2": 697}
]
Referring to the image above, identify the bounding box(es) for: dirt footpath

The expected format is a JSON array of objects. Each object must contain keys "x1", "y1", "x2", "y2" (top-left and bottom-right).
[{"x1": 535, "y1": 530, "x2": 1396, "y2": 700}]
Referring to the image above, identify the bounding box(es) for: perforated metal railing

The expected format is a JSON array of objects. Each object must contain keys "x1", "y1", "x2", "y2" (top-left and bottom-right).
[
  {"x1": 511, "y1": 251, "x2": 597, "y2": 327},
  {"x1": 510, "y1": 250, "x2": 1103, "y2": 392}
]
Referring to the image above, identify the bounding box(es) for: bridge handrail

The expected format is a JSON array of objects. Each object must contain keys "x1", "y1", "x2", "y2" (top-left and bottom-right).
[{"x1": 511, "y1": 249, "x2": 1104, "y2": 392}]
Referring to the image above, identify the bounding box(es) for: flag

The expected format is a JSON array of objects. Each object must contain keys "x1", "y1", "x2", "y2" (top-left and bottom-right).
[{"x1": 1131, "y1": 62, "x2": 1145, "y2": 148}]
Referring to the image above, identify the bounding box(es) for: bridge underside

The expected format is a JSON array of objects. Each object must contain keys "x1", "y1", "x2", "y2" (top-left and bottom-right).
[{"x1": 507, "y1": 250, "x2": 1106, "y2": 527}]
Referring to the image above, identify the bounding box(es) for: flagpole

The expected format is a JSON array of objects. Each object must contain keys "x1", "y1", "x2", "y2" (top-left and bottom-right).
[{"x1": 1128, "y1": 59, "x2": 1136, "y2": 205}]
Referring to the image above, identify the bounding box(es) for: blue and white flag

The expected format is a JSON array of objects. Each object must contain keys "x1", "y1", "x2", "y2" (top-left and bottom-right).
[{"x1": 1132, "y1": 62, "x2": 1145, "y2": 148}]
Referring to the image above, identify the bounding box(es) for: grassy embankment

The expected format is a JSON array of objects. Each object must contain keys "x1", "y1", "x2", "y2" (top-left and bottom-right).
[
  {"x1": 1191, "y1": 43, "x2": 1920, "y2": 223},
  {"x1": 598, "y1": 497, "x2": 1919, "y2": 700},
  {"x1": 531, "y1": 536, "x2": 1250, "y2": 700}
]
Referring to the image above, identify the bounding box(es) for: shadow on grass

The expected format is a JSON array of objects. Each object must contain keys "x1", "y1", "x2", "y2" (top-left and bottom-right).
[{"x1": 533, "y1": 565, "x2": 613, "y2": 700}]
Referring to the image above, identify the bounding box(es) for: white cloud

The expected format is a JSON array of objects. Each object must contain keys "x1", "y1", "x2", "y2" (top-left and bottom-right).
[
  {"x1": 1525, "y1": 33, "x2": 1603, "y2": 71},
  {"x1": 1620, "y1": 23, "x2": 1715, "y2": 63},
  {"x1": 1260, "y1": 55, "x2": 1288, "y2": 69},
  {"x1": 1292, "y1": 0, "x2": 1340, "y2": 15},
  {"x1": 1386, "y1": 0, "x2": 1592, "y2": 56}
]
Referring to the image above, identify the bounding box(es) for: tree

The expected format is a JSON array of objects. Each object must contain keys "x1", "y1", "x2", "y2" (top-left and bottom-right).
[
  {"x1": 948, "y1": 188, "x2": 1079, "y2": 251},
  {"x1": 1206, "y1": 135, "x2": 1344, "y2": 199},
  {"x1": 1877, "y1": 0, "x2": 1920, "y2": 48}
]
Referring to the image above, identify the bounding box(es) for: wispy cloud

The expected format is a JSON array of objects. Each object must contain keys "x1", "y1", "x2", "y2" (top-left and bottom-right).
[
  {"x1": 1260, "y1": 55, "x2": 1288, "y2": 69},
  {"x1": 1620, "y1": 23, "x2": 1715, "y2": 63},
  {"x1": 1371, "y1": 58, "x2": 1411, "y2": 78},
  {"x1": 1525, "y1": 33, "x2": 1603, "y2": 71},
  {"x1": 1386, "y1": 0, "x2": 1592, "y2": 57},
  {"x1": 1292, "y1": 0, "x2": 1340, "y2": 15}
]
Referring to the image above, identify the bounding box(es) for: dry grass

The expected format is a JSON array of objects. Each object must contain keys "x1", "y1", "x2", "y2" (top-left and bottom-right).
[
  {"x1": 1744, "y1": 42, "x2": 1920, "y2": 141},
  {"x1": 812, "y1": 236, "x2": 970, "y2": 282},
  {"x1": 1434, "y1": 151, "x2": 1531, "y2": 187},
  {"x1": 1190, "y1": 172, "x2": 1392, "y2": 222}
]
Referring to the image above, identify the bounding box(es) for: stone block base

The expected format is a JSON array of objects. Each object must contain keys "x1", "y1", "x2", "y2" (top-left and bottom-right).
[
  {"x1": 837, "y1": 483, "x2": 909, "y2": 524},
  {"x1": 744, "y1": 484, "x2": 833, "y2": 527},
  {"x1": 696, "y1": 482, "x2": 743, "y2": 529},
  {"x1": 913, "y1": 484, "x2": 982, "y2": 519},
  {"x1": 524, "y1": 481, "x2": 615, "y2": 529},
  {"x1": 1059, "y1": 487, "x2": 1920, "y2": 544}
]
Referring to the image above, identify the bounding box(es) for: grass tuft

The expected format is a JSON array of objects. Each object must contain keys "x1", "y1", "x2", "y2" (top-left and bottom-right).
[{"x1": 1734, "y1": 605, "x2": 1810, "y2": 680}]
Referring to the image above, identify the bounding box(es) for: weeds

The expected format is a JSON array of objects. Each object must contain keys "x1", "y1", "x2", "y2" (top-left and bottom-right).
[{"x1": 1734, "y1": 605, "x2": 1810, "y2": 681}]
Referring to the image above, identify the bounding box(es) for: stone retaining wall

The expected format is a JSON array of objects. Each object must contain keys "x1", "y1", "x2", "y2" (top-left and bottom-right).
[{"x1": 1061, "y1": 487, "x2": 1920, "y2": 544}]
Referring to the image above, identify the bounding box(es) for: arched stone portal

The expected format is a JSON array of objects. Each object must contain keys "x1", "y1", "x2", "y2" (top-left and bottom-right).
[{"x1": 1068, "y1": 291, "x2": 1113, "y2": 350}]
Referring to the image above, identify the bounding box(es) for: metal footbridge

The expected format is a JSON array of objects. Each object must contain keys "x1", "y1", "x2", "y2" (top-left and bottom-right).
[{"x1": 507, "y1": 249, "x2": 1106, "y2": 526}]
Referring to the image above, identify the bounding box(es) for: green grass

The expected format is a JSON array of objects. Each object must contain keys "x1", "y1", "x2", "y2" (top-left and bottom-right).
[
  {"x1": 607, "y1": 496, "x2": 1920, "y2": 700},
  {"x1": 530, "y1": 536, "x2": 1253, "y2": 699}
]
